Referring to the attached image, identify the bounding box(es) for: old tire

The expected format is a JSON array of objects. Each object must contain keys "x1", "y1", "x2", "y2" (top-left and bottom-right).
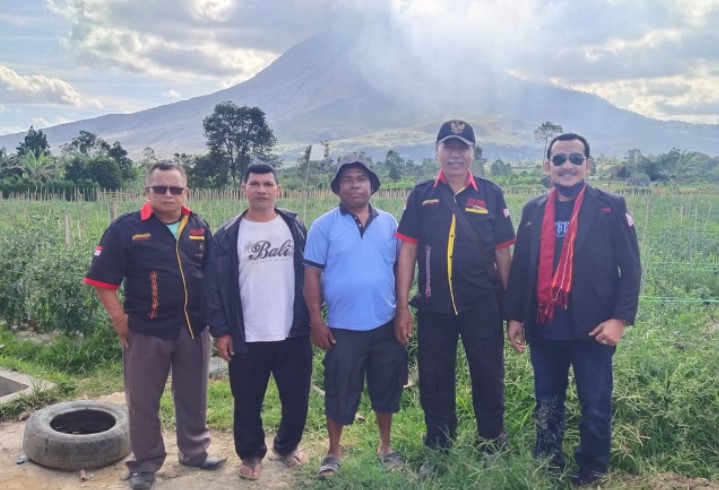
[{"x1": 23, "y1": 400, "x2": 130, "y2": 470}]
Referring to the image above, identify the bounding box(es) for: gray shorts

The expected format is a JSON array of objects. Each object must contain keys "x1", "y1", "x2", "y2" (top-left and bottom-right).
[{"x1": 323, "y1": 320, "x2": 408, "y2": 425}]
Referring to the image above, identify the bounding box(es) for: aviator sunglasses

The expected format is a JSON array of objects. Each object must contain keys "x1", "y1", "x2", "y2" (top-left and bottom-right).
[
  {"x1": 147, "y1": 185, "x2": 186, "y2": 195},
  {"x1": 550, "y1": 152, "x2": 587, "y2": 166}
]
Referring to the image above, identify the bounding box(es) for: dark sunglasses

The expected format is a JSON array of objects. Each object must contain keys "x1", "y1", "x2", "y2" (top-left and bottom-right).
[
  {"x1": 551, "y1": 153, "x2": 586, "y2": 166},
  {"x1": 147, "y1": 185, "x2": 185, "y2": 195}
]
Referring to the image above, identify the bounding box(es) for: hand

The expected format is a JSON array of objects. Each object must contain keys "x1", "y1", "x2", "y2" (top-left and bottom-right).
[
  {"x1": 216, "y1": 335, "x2": 234, "y2": 362},
  {"x1": 311, "y1": 320, "x2": 336, "y2": 350},
  {"x1": 506, "y1": 320, "x2": 526, "y2": 353},
  {"x1": 110, "y1": 313, "x2": 130, "y2": 349},
  {"x1": 394, "y1": 306, "x2": 414, "y2": 345},
  {"x1": 588, "y1": 319, "x2": 626, "y2": 346}
]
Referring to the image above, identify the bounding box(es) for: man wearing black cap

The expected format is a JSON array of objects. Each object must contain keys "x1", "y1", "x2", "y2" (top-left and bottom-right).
[
  {"x1": 395, "y1": 120, "x2": 516, "y2": 463},
  {"x1": 304, "y1": 153, "x2": 407, "y2": 477}
]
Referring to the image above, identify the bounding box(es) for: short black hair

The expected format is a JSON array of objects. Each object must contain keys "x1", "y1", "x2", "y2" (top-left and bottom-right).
[
  {"x1": 546, "y1": 133, "x2": 591, "y2": 159},
  {"x1": 243, "y1": 163, "x2": 278, "y2": 184},
  {"x1": 146, "y1": 161, "x2": 187, "y2": 184}
]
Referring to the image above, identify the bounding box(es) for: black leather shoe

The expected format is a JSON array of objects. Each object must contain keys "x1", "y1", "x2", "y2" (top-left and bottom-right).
[
  {"x1": 193, "y1": 455, "x2": 227, "y2": 470},
  {"x1": 571, "y1": 469, "x2": 604, "y2": 487},
  {"x1": 128, "y1": 471, "x2": 155, "y2": 490}
]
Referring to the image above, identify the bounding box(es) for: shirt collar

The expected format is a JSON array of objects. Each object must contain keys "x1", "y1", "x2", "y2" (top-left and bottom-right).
[
  {"x1": 140, "y1": 201, "x2": 191, "y2": 221},
  {"x1": 433, "y1": 170, "x2": 478, "y2": 191},
  {"x1": 338, "y1": 202, "x2": 378, "y2": 217}
]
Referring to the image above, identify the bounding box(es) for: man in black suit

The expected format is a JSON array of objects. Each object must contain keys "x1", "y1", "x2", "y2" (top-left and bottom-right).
[{"x1": 505, "y1": 133, "x2": 641, "y2": 487}]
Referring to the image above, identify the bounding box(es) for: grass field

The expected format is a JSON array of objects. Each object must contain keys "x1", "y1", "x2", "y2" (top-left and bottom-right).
[{"x1": 1, "y1": 185, "x2": 719, "y2": 488}]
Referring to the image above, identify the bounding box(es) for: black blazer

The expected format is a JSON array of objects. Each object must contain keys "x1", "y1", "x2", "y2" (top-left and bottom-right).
[{"x1": 504, "y1": 185, "x2": 641, "y2": 340}]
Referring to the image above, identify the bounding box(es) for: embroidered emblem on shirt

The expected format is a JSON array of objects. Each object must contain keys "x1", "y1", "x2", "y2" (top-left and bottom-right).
[
  {"x1": 189, "y1": 228, "x2": 205, "y2": 235},
  {"x1": 503, "y1": 208, "x2": 511, "y2": 218},
  {"x1": 421, "y1": 199, "x2": 440, "y2": 206},
  {"x1": 465, "y1": 198, "x2": 488, "y2": 214},
  {"x1": 93, "y1": 246, "x2": 102, "y2": 257},
  {"x1": 132, "y1": 233, "x2": 151, "y2": 241}
]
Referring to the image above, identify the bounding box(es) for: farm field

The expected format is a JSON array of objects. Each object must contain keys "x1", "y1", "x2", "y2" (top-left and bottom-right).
[{"x1": 1, "y1": 185, "x2": 719, "y2": 489}]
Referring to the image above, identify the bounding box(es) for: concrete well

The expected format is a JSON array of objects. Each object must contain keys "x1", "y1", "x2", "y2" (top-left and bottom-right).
[{"x1": 0, "y1": 367, "x2": 55, "y2": 405}]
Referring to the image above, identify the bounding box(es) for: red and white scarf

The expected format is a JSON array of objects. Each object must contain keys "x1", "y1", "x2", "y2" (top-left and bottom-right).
[{"x1": 536, "y1": 187, "x2": 586, "y2": 324}]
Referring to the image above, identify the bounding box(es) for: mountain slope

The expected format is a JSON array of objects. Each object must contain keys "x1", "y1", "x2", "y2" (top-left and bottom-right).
[{"x1": 1, "y1": 33, "x2": 717, "y2": 160}]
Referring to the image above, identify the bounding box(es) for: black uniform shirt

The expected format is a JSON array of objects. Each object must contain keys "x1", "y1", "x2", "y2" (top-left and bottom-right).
[
  {"x1": 397, "y1": 172, "x2": 516, "y2": 315},
  {"x1": 84, "y1": 202, "x2": 211, "y2": 339}
]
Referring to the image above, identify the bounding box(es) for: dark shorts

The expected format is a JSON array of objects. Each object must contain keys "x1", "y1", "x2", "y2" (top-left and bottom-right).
[{"x1": 323, "y1": 320, "x2": 408, "y2": 425}]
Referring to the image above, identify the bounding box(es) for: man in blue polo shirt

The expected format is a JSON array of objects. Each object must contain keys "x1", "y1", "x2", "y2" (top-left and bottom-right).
[{"x1": 304, "y1": 153, "x2": 407, "y2": 477}]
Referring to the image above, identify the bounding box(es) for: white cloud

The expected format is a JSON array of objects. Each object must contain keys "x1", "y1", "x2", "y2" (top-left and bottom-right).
[
  {"x1": 0, "y1": 64, "x2": 81, "y2": 105},
  {"x1": 161, "y1": 89, "x2": 181, "y2": 98},
  {"x1": 31, "y1": 115, "x2": 71, "y2": 128},
  {"x1": 0, "y1": 0, "x2": 714, "y2": 126}
]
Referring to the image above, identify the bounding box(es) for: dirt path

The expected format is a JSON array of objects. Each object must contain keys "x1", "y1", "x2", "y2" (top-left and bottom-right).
[{"x1": 0, "y1": 392, "x2": 302, "y2": 490}]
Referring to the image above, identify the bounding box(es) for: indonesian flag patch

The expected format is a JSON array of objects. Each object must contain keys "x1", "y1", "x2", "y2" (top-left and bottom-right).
[{"x1": 94, "y1": 246, "x2": 102, "y2": 257}]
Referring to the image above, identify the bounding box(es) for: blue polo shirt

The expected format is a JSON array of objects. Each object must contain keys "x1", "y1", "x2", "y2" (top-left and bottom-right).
[{"x1": 304, "y1": 204, "x2": 398, "y2": 331}]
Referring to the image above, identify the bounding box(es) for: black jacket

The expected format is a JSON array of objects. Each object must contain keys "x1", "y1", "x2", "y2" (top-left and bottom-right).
[
  {"x1": 202, "y1": 208, "x2": 310, "y2": 354},
  {"x1": 84, "y1": 203, "x2": 211, "y2": 340},
  {"x1": 504, "y1": 186, "x2": 641, "y2": 340}
]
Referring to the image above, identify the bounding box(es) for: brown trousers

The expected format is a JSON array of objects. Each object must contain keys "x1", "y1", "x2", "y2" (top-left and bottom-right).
[{"x1": 123, "y1": 327, "x2": 212, "y2": 473}]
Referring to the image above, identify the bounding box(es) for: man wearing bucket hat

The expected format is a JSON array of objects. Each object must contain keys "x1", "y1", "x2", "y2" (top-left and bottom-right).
[
  {"x1": 304, "y1": 152, "x2": 407, "y2": 477},
  {"x1": 395, "y1": 120, "x2": 516, "y2": 469}
]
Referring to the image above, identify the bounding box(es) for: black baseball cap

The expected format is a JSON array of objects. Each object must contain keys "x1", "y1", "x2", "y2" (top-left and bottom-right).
[{"x1": 436, "y1": 119, "x2": 476, "y2": 146}]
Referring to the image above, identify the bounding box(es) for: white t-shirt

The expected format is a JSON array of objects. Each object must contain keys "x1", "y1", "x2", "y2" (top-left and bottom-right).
[{"x1": 237, "y1": 215, "x2": 295, "y2": 342}]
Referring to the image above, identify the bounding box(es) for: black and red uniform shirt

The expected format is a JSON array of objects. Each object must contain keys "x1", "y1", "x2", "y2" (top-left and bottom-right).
[
  {"x1": 83, "y1": 202, "x2": 211, "y2": 340},
  {"x1": 397, "y1": 172, "x2": 516, "y2": 315}
]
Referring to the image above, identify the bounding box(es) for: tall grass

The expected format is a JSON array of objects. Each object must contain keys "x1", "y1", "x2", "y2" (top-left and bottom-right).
[{"x1": 1, "y1": 189, "x2": 719, "y2": 487}]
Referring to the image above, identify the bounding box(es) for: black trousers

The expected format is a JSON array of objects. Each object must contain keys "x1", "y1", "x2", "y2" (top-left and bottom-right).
[
  {"x1": 228, "y1": 336, "x2": 312, "y2": 460},
  {"x1": 417, "y1": 294, "x2": 505, "y2": 450}
]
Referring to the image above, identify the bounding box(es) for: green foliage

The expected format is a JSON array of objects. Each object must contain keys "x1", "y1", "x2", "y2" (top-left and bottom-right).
[
  {"x1": 203, "y1": 102, "x2": 277, "y2": 187},
  {"x1": 533, "y1": 121, "x2": 563, "y2": 159},
  {"x1": 87, "y1": 156, "x2": 123, "y2": 190},
  {"x1": 60, "y1": 130, "x2": 137, "y2": 188},
  {"x1": 0, "y1": 180, "x2": 98, "y2": 200},
  {"x1": 0, "y1": 213, "x2": 103, "y2": 335},
  {"x1": 16, "y1": 126, "x2": 51, "y2": 159},
  {"x1": 183, "y1": 150, "x2": 230, "y2": 189},
  {"x1": 2, "y1": 189, "x2": 719, "y2": 487},
  {"x1": 490, "y1": 158, "x2": 513, "y2": 176}
]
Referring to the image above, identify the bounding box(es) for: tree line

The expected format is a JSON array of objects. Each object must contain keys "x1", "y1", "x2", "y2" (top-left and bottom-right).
[{"x1": 2, "y1": 108, "x2": 717, "y2": 198}]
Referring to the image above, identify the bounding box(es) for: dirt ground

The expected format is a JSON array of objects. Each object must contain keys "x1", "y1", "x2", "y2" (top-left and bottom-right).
[
  {"x1": 0, "y1": 392, "x2": 302, "y2": 490},
  {"x1": 3, "y1": 392, "x2": 719, "y2": 489}
]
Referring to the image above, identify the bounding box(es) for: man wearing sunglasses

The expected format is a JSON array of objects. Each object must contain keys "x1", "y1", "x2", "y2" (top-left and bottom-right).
[
  {"x1": 84, "y1": 162, "x2": 224, "y2": 490},
  {"x1": 505, "y1": 133, "x2": 641, "y2": 486}
]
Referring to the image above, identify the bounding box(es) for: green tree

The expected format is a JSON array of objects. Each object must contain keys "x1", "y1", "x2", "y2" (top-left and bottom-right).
[
  {"x1": 383, "y1": 150, "x2": 406, "y2": 182},
  {"x1": 670, "y1": 150, "x2": 702, "y2": 188},
  {"x1": 16, "y1": 126, "x2": 51, "y2": 158},
  {"x1": 88, "y1": 157, "x2": 122, "y2": 190},
  {"x1": 490, "y1": 159, "x2": 512, "y2": 176},
  {"x1": 473, "y1": 146, "x2": 487, "y2": 176},
  {"x1": 13, "y1": 152, "x2": 57, "y2": 183},
  {"x1": 62, "y1": 130, "x2": 111, "y2": 157},
  {"x1": 61, "y1": 131, "x2": 136, "y2": 186},
  {"x1": 533, "y1": 121, "x2": 563, "y2": 160},
  {"x1": 184, "y1": 151, "x2": 229, "y2": 189},
  {"x1": 203, "y1": 102, "x2": 277, "y2": 187}
]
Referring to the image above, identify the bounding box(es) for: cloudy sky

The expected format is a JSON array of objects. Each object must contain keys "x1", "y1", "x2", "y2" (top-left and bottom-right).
[{"x1": 1, "y1": 0, "x2": 718, "y2": 137}]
